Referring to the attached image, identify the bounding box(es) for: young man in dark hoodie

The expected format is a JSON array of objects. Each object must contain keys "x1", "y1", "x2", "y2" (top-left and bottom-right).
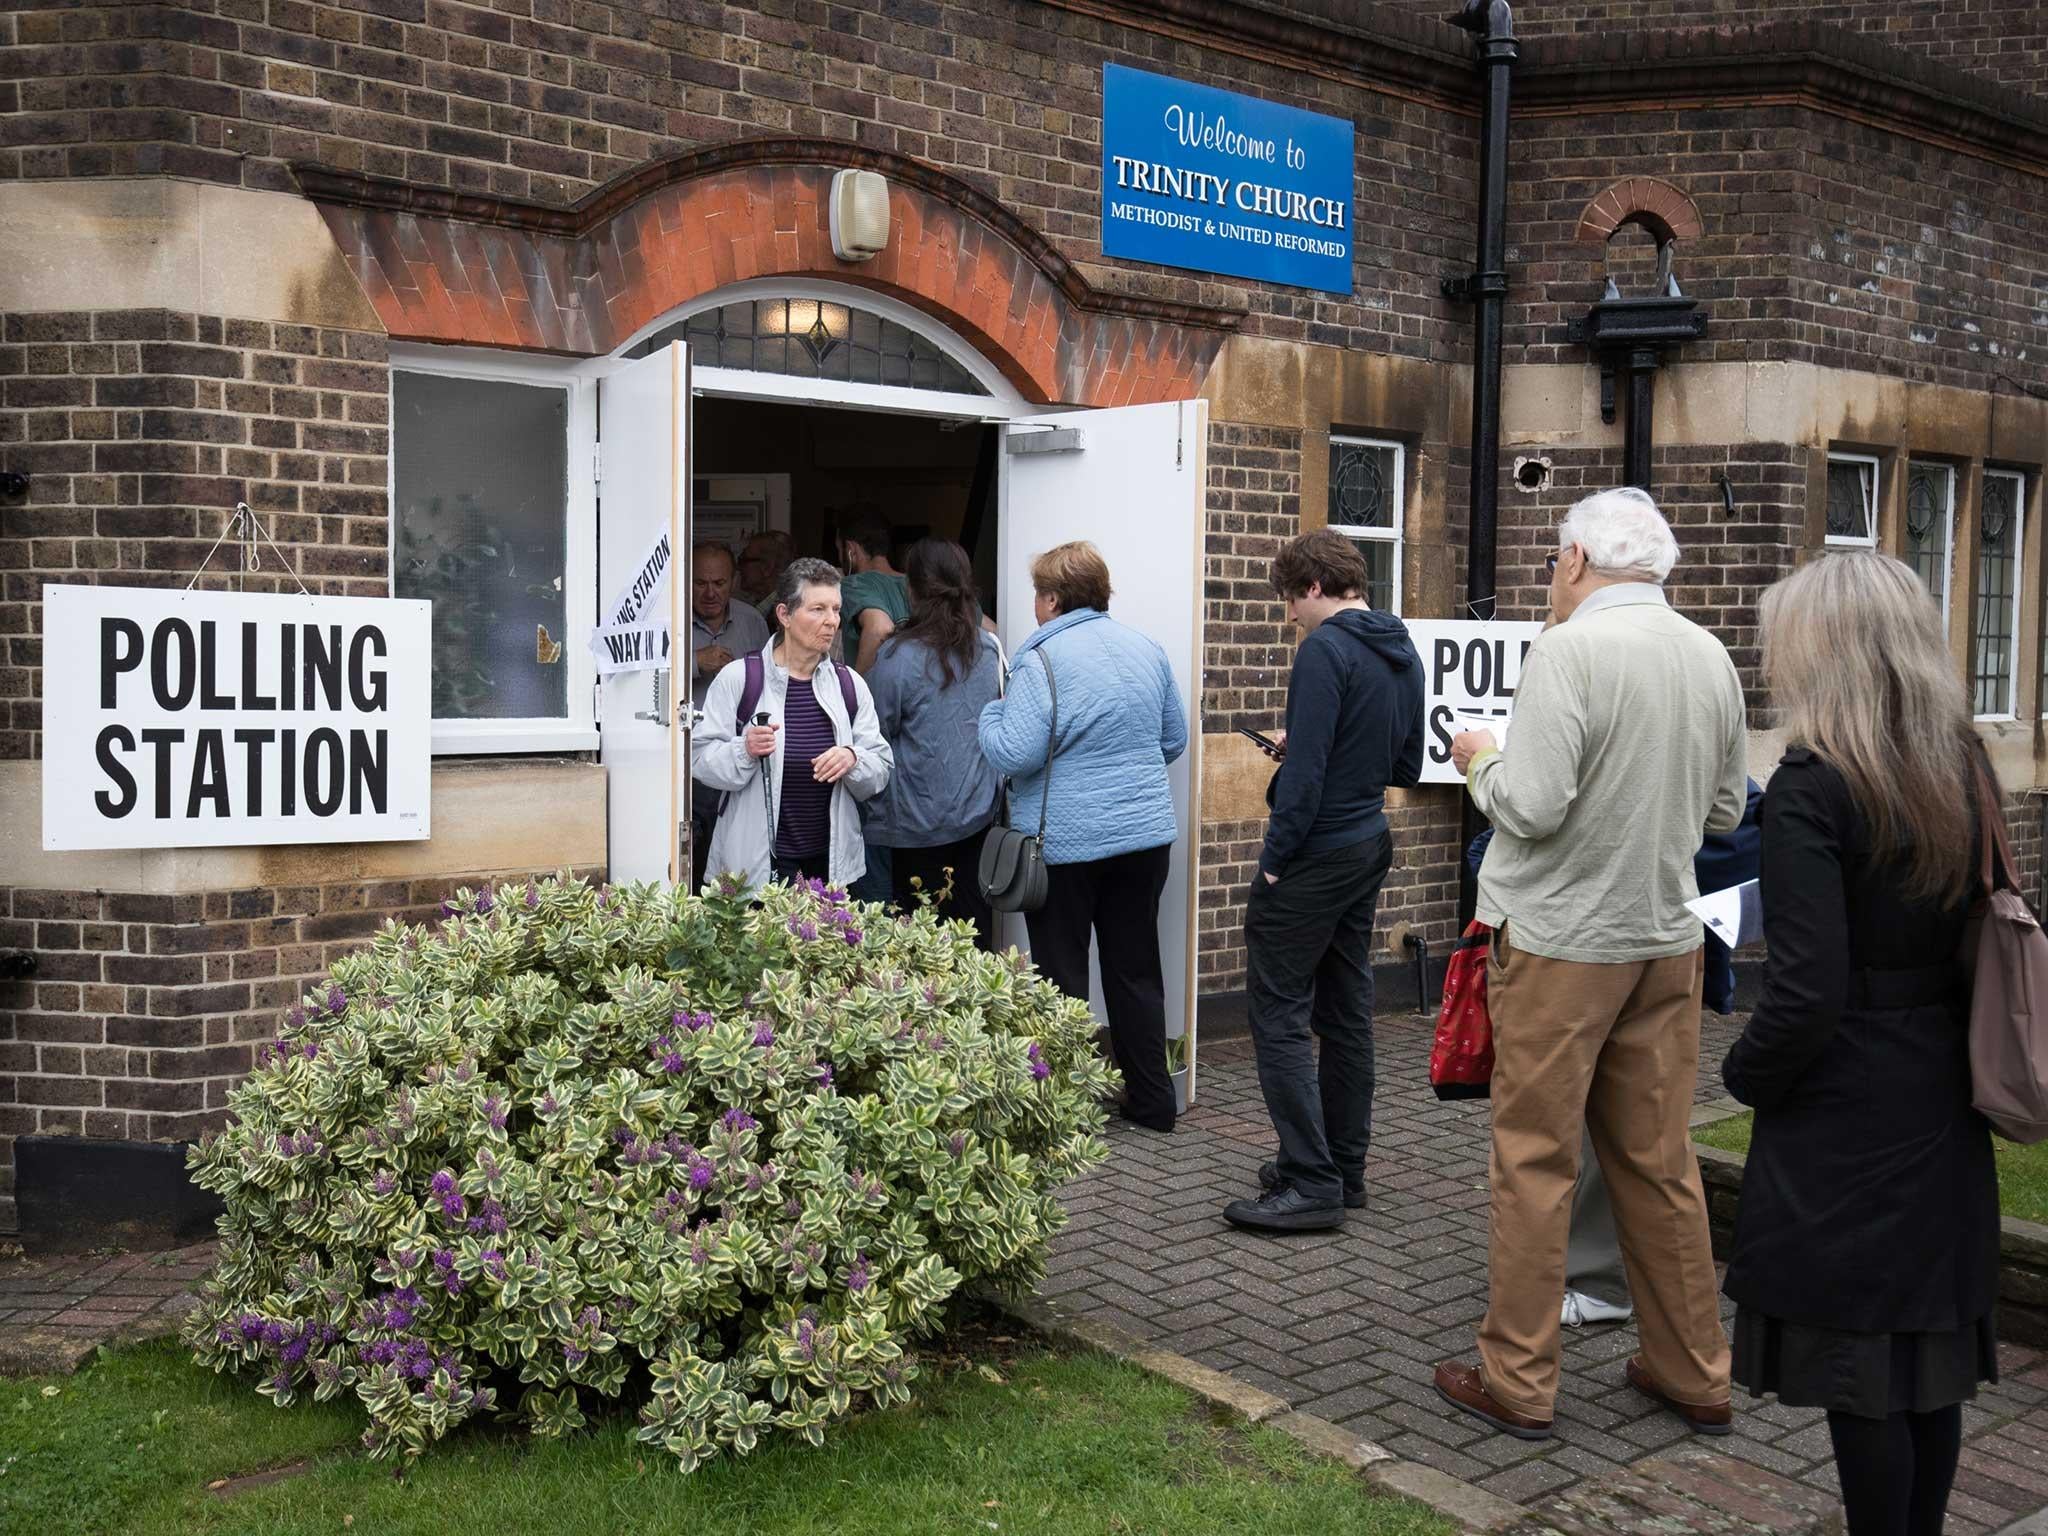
[{"x1": 1224, "y1": 529, "x2": 1426, "y2": 1234}]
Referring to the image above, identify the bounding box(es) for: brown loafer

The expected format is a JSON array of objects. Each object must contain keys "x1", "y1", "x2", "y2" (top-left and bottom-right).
[
  {"x1": 1432, "y1": 1360, "x2": 1554, "y2": 1441},
  {"x1": 1626, "y1": 1356, "x2": 1733, "y2": 1435}
]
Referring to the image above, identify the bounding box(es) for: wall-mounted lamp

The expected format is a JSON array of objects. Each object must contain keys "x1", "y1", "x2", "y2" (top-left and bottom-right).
[{"x1": 829, "y1": 169, "x2": 890, "y2": 262}]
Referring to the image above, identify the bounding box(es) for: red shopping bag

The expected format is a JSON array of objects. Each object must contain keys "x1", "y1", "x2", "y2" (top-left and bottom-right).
[{"x1": 1429, "y1": 922, "x2": 1494, "y2": 1101}]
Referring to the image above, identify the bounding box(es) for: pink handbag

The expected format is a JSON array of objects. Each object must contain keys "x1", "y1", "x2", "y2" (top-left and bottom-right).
[{"x1": 1964, "y1": 753, "x2": 2048, "y2": 1143}]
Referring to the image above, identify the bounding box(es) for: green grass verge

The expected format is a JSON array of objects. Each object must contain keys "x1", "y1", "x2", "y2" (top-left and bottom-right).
[
  {"x1": 1695, "y1": 1111, "x2": 2048, "y2": 1226},
  {"x1": 3, "y1": 1332, "x2": 1449, "y2": 1536}
]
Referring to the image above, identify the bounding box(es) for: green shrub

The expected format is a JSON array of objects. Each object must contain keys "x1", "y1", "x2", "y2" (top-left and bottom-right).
[{"x1": 184, "y1": 875, "x2": 1114, "y2": 1470}]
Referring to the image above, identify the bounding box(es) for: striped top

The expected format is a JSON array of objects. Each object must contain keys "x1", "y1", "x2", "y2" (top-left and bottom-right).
[{"x1": 775, "y1": 679, "x2": 836, "y2": 858}]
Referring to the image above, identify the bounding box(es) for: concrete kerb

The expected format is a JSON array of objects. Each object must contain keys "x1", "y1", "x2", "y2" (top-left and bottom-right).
[{"x1": 1000, "y1": 1296, "x2": 1527, "y2": 1533}]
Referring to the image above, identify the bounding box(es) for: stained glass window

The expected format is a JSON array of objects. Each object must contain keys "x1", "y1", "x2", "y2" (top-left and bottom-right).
[
  {"x1": 1974, "y1": 470, "x2": 2025, "y2": 717},
  {"x1": 1825, "y1": 454, "x2": 1878, "y2": 544},
  {"x1": 628, "y1": 298, "x2": 988, "y2": 395},
  {"x1": 1327, "y1": 437, "x2": 1402, "y2": 614},
  {"x1": 1905, "y1": 461, "x2": 1955, "y2": 621}
]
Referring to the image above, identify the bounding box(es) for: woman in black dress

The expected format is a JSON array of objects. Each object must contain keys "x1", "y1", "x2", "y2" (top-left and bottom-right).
[{"x1": 1722, "y1": 551, "x2": 1999, "y2": 1536}]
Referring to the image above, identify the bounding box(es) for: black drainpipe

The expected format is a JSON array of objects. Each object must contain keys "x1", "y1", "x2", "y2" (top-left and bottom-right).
[{"x1": 1444, "y1": 0, "x2": 1517, "y2": 928}]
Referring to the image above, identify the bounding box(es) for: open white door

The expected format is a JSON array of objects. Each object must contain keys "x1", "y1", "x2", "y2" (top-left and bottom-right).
[
  {"x1": 998, "y1": 399, "x2": 1207, "y2": 1104},
  {"x1": 596, "y1": 341, "x2": 689, "y2": 884}
]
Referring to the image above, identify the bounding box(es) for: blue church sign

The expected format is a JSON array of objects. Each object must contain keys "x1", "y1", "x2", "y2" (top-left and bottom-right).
[{"x1": 1100, "y1": 64, "x2": 1354, "y2": 296}]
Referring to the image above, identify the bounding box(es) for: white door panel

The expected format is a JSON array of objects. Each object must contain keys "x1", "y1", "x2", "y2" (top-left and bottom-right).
[
  {"x1": 596, "y1": 341, "x2": 688, "y2": 884},
  {"x1": 998, "y1": 399, "x2": 1207, "y2": 1103}
]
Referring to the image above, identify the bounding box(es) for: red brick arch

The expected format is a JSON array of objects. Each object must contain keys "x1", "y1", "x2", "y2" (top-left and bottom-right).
[
  {"x1": 304, "y1": 140, "x2": 1241, "y2": 408},
  {"x1": 1574, "y1": 177, "x2": 1705, "y2": 247}
]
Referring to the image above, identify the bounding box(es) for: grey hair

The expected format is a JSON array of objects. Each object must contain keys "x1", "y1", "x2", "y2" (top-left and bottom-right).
[
  {"x1": 1558, "y1": 486, "x2": 1681, "y2": 582},
  {"x1": 773, "y1": 556, "x2": 841, "y2": 616},
  {"x1": 1761, "y1": 551, "x2": 1977, "y2": 904}
]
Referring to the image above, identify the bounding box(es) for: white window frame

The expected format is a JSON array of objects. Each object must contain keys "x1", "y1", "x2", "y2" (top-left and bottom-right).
[
  {"x1": 1974, "y1": 466, "x2": 2023, "y2": 724},
  {"x1": 388, "y1": 343, "x2": 598, "y2": 756},
  {"x1": 1326, "y1": 434, "x2": 1405, "y2": 616},
  {"x1": 1906, "y1": 458, "x2": 1957, "y2": 624},
  {"x1": 1824, "y1": 450, "x2": 1880, "y2": 548}
]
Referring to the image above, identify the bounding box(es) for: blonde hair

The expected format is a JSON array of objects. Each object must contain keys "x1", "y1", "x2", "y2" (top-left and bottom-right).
[
  {"x1": 1760, "y1": 551, "x2": 1978, "y2": 904},
  {"x1": 1030, "y1": 541, "x2": 1113, "y2": 614}
]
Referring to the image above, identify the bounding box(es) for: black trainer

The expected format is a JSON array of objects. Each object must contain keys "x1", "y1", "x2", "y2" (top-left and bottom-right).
[
  {"x1": 1259, "y1": 1160, "x2": 1368, "y2": 1210},
  {"x1": 1222, "y1": 1184, "x2": 1346, "y2": 1233}
]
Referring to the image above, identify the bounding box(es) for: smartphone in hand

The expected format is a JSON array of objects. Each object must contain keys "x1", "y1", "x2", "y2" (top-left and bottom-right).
[{"x1": 1237, "y1": 726, "x2": 1285, "y2": 761}]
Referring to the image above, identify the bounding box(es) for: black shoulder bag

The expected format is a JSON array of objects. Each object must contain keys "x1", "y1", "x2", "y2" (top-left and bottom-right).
[{"x1": 977, "y1": 649, "x2": 1057, "y2": 913}]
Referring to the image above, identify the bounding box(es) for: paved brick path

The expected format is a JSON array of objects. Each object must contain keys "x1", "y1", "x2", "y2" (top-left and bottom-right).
[
  {"x1": 1045, "y1": 1012, "x2": 2048, "y2": 1530},
  {"x1": 0, "y1": 1239, "x2": 215, "y2": 1374}
]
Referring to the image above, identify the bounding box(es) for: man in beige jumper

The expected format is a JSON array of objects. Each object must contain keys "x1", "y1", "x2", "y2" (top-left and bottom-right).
[{"x1": 1433, "y1": 487, "x2": 1748, "y2": 1442}]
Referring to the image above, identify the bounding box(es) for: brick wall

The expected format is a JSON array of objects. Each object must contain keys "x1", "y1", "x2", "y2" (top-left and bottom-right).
[
  {"x1": 1494, "y1": 0, "x2": 2048, "y2": 87},
  {"x1": 0, "y1": 0, "x2": 1476, "y2": 362},
  {"x1": 0, "y1": 310, "x2": 390, "y2": 760},
  {"x1": 1496, "y1": 442, "x2": 1810, "y2": 716},
  {"x1": 1507, "y1": 106, "x2": 2048, "y2": 393},
  {"x1": 0, "y1": 866, "x2": 601, "y2": 1231}
]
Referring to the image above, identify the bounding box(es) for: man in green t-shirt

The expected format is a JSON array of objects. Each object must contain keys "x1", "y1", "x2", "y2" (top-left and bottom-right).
[{"x1": 835, "y1": 504, "x2": 910, "y2": 674}]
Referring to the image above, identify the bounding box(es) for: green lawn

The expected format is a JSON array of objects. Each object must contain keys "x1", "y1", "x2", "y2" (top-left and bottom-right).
[
  {"x1": 3, "y1": 1330, "x2": 1447, "y2": 1536},
  {"x1": 1696, "y1": 1111, "x2": 2048, "y2": 1225}
]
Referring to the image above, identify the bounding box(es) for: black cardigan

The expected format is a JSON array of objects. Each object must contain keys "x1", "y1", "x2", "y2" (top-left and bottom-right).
[{"x1": 1720, "y1": 749, "x2": 1999, "y2": 1335}]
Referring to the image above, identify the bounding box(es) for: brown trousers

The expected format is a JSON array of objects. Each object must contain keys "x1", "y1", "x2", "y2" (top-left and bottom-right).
[{"x1": 1477, "y1": 925, "x2": 1730, "y2": 1418}]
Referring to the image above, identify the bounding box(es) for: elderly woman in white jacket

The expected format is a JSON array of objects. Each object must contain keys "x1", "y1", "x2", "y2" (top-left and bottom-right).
[{"x1": 692, "y1": 557, "x2": 892, "y2": 895}]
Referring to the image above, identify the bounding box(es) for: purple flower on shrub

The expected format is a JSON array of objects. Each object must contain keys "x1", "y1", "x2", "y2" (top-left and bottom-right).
[
  {"x1": 287, "y1": 1005, "x2": 307, "y2": 1029},
  {"x1": 476, "y1": 890, "x2": 494, "y2": 915},
  {"x1": 483, "y1": 1095, "x2": 507, "y2": 1131},
  {"x1": 261, "y1": 1321, "x2": 286, "y2": 1348},
  {"x1": 948, "y1": 1131, "x2": 967, "y2": 1159},
  {"x1": 721, "y1": 1109, "x2": 759, "y2": 1133},
  {"x1": 440, "y1": 900, "x2": 457, "y2": 918},
  {"x1": 843, "y1": 927, "x2": 863, "y2": 945},
  {"x1": 371, "y1": 1171, "x2": 396, "y2": 1197},
  {"x1": 539, "y1": 1093, "x2": 560, "y2": 1117},
  {"x1": 441, "y1": 1191, "x2": 467, "y2": 1222},
  {"x1": 1026, "y1": 1042, "x2": 1051, "y2": 1082},
  {"x1": 303, "y1": 1040, "x2": 318, "y2": 1060},
  {"x1": 326, "y1": 985, "x2": 346, "y2": 1014},
  {"x1": 846, "y1": 1255, "x2": 872, "y2": 1294},
  {"x1": 815, "y1": 1062, "x2": 834, "y2": 1091},
  {"x1": 466, "y1": 1198, "x2": 508, "y2": 1237},
  {"x1": 789, "y1": 918, "x2": 818, "y2": 942},
  {"x1": 563, "y1": 1345, "x2": 588, "y2": 1367},
  {"x1": 481, "y1": 1249, "x2": 506, "y2": 1280},
  {"x1": 752, "y1": 1023, "x2": 775, "y2": 1049},
  {"x1": 430, "y1": 1169, "x2": 456, "y2": 1198},
  {"x1": 661, "y1": 1050, "x2": 684, "y2": 1073},
  {"x1": 236, "y1": 1312, "x2": 266, "y2": 1343},
  {"x1": 280, "y1": 1332, "x2": 310, "y2": 1365},
  {"x1": 686, "y1": 1158, "x2": 715, "y2": 1192}
]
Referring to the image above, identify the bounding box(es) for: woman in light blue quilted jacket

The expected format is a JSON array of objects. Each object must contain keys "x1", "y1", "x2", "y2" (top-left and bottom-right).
[{"x1": 978, "y1": 541, "x2": 1188, "y2": 1132}]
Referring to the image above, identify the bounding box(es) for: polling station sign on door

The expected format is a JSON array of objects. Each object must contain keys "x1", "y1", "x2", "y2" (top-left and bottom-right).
[
  {"x1": 1403, "y1": 620, "x2": 1547, "y2": 785},
  {"x1": 1101, "y1": 64, "x2": 1354, "y2": 295}
]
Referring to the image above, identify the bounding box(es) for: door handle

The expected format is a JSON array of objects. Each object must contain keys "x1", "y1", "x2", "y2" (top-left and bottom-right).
[{"x1": 634, "y1": 669, "x2": 671, "y2": 724}]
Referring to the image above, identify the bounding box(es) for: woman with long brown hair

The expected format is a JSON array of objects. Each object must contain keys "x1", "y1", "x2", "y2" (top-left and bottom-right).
[
  {"x1": 1722, "y1": 551, "x2": 1998, "y2": 1536},
  {"x1": 865, "y1": 538, "x2": 1002, "y2": 947}
]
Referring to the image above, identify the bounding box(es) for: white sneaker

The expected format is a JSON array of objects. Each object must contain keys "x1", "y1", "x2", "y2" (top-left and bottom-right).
[{"x1": 1561, "y1": 1290, "x2": 1634, "y2": 1328}]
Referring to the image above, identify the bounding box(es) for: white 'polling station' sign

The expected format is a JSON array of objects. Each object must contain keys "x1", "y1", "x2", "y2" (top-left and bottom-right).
[
  {"x1": 41, "y1": 584, "x2": 432, "y2": 850},
  {"x1": 1402, "y1": 619, "x2": 1547, "y2": 785},
  {"x1": 589, "y1": 526, "x2": 671, "y2": 676}
]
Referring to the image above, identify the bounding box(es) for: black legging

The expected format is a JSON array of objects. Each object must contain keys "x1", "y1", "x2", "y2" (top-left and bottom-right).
[{"x1": 1826, "y1": 1405, "x2": 1962, "y2": 1536}]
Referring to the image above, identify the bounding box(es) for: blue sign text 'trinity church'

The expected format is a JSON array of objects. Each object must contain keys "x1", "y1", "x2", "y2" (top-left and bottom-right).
[{"x1": 1100, "y1": 64, "x2": 1355, "y2": 296}]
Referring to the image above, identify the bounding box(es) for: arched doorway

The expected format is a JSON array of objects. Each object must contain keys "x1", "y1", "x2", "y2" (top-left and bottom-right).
[{"x1": 321, "y1": 142, "x2": 1230, "y2": 1102}]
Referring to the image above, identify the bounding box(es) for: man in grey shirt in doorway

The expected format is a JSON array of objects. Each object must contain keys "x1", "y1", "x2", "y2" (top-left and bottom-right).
[{"x1": 688, "y1": 540, "x2": 771, "y2": 887}]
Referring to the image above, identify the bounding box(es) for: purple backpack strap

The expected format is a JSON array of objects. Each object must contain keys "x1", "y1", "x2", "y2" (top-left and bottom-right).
[
  {"x1": 735, "y1": 650, "x2": 766, "y2": 730},
  {"x1": 831, "y1": 662, "x2": 857, "y2": 723}
]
